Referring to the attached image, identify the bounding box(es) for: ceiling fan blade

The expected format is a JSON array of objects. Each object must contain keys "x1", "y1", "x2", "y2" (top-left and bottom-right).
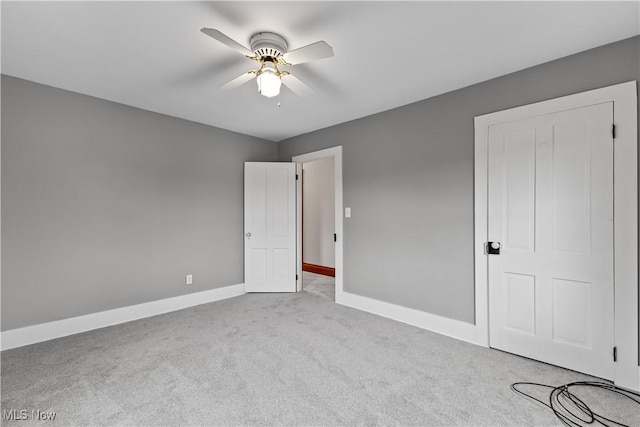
[
  {"x1": 220, "y1": 72, "x2": 256, "y2": 90},
  {"x1": 281, "y1": 74, "x2": 312, "y2": 97},
  {"x1": 201, "y1": 28, "x2": 255, "y2": 57},
  {"x1": 282, "y1": 41, "x2": 333, "y2": 65}
]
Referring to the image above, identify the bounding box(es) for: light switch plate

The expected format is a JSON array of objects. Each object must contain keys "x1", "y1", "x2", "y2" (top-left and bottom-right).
[{"x1": 345, "y1": 207, "x2": 351, "y2": 218}]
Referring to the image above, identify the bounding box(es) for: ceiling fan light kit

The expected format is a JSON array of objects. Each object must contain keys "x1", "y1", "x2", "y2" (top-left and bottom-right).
[
  {"x1": 201, "y1": 28, "x2": 334, "y2": 99},
  {"x1": 256, "y1": 60, "x2": 281, "y2": 98}
]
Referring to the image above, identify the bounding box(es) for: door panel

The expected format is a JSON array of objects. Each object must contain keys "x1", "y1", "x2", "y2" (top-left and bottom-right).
[
  {"x1": 504, "y1": 128, "x2": 536, "y2": 251},
  {"x1": 551, "y1": 278, "x2": 591, "y2": 347},
  {"x1": 552, "y1": 120, "x2": 591, "y2": 254},
  {"x1": 504, "y1": 273, "x2": 536, "y2": 335},
  {"x1": 244, "y1": 162, "x2": 296, "y2": 293},
  {"x1": 488, "y1": 102, "x2": 614, "y2": 380}
]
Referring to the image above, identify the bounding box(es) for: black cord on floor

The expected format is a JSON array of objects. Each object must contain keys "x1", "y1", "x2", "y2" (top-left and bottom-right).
[{"x1": 511, "y1": 381, "x2": 640, "y2": 427}]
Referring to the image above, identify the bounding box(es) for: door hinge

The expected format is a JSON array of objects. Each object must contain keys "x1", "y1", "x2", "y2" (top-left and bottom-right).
[
  {"x1": 612, "y1": 124, "x2": 616, "y2": 139},
  {"x1": 613, "y1": 346, "x2": 617, "y2": 362},
  {"x1": 296, "y1": 174, "x2": 299, "y2": 181},
  {"x1": 296, "y1": 274, "x2": 299, "y2": 281},
  {"x1": 334, "y1": 233, "x2": 337, "y2": 242}
]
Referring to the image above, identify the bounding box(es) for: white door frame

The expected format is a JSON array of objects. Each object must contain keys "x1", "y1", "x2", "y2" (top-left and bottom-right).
[
  {"x1": 474, "y1": 81, "x2": 638, "y2": 390},
  {"x1": 292, "y1": 146, "x2": 344, "y2": 302}
]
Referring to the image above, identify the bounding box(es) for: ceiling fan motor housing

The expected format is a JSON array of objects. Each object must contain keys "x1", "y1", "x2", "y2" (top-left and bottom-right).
[{"x1": 250, "y1": 32, "x2": 288, "y2": 59}]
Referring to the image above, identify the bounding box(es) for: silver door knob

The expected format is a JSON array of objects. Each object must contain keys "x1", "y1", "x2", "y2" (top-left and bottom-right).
[{"x1": 245, "y1": 232, "x2": 252, "y2": 238}]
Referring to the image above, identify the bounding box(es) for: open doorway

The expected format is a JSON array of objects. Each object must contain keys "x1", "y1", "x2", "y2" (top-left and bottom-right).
[
  {"x1": 293, "y1": 146, "x2": 344, "y2": 303},
  {"x1": 301, "y1": 157, "x2": 335, "y2": 301}
]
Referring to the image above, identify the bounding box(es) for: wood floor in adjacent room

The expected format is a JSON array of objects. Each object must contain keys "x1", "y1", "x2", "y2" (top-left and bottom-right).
[{"x1": 2, "y1": 282, "x2": 637, "y2": 426}]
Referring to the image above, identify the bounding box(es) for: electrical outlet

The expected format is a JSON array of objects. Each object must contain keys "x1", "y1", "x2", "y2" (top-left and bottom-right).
[{"x1": 186, "y1": 274, "x2": 193, "y2": 285}]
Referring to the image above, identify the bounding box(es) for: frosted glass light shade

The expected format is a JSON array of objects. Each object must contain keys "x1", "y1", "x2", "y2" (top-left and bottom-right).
[{"x1": 256, "y1": 69, "x2": 281, "y2": 98}]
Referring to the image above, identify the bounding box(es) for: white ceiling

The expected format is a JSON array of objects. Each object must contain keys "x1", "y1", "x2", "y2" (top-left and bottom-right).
[{"x1": 2, "y1": 1, "x2": 639, "y2": 142}]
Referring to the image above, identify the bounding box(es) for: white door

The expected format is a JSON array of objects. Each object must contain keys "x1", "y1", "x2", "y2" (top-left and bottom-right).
[
  {"x1": 488, "y1": 102, "x2": 614, "y2": 379},
  {"x1": 244, "y1": 162, "x2": 297, "y2": 292}
]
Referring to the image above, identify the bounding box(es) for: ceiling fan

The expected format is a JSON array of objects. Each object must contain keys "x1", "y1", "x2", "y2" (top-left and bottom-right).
[{"x1": 201, "y1": 28, "x2": 333, "y2": 98}]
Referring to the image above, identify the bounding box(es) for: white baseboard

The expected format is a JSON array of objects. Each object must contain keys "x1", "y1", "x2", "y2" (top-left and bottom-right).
[
  {"x1": 338, "y1": 291, "x2": 482, "y2": 346},
  {"x1": 1, "y1": 284, "x2": 245, "y2": 351}
]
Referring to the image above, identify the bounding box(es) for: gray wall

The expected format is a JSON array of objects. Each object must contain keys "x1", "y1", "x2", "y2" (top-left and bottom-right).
[
  {"x1": 2, "y1": 36, "x2": 638, "y2": 332},
  {"x1": 1, "y1": 75, "x2": 277, "y2": 331},
  {"x1": 278, "y1": 36, "x2": 640, "y2": 324}
]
